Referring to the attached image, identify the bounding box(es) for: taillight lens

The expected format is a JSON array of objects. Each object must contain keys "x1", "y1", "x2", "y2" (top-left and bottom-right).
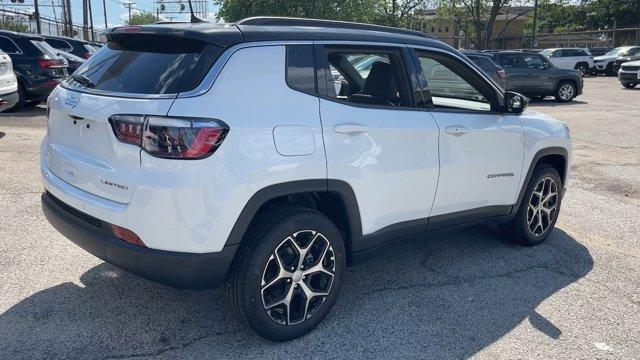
[
  {"x1": 111, "y1": 224, "x2": 145, "y2": 247},
  {"x1": 82, "y1": 52, "x2": 91, "y2": 59},
  {"x1": 108, "y1": 115, "x2": 228, "y2": 160},
  {"x1": 497, "y1": 69, "x2": 506, "y2": 79},
  {"x1": 38, "y1": 59, "x2": 59, "y2": 68}
]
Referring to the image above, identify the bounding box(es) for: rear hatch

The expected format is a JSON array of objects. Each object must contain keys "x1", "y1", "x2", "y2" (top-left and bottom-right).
[
  {"x1": 30, "y1": 38, "x2": 68, "y2": 79},
  {"x1": 0, "y1": 52, "x2": 17, "y2": 94},
  {"x1": 45, "y1": 32, "x2": 226, "y2": 203}
]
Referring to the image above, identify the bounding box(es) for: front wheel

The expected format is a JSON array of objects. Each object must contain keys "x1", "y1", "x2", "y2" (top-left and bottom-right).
[
  {"x1": 622, "y1": 82, "x2": 638, "y2": 89},
  {"x1": 555, "y1": 81, "x2": 576, "y2": 102},
  {"x1": 501, "y1": 164, "x2": 563, "y2": 246},
  {"x1": 225, "y1": 206, "x2": 346, "y2": 341}
]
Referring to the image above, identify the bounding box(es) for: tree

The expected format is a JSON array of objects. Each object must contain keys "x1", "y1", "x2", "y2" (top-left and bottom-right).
[
  {"x1": 126, "y1": 12, "x2": 158, "y2": 25},
  {"x1": 0, "y1": 21, "x2": 28, "y2": 33}
]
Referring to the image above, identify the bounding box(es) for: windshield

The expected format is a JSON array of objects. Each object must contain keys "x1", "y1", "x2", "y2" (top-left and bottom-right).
[{"x1": 69, "y1": 34, "x2": 223, "y2": 95}]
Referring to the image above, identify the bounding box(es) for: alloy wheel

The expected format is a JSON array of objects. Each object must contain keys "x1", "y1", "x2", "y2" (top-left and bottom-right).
[
  {"x1": 260, "y1": 230, "x2": 336, "y2": 325},
  {"x1": 558, "y1": 84, "x2": 575, "y2": 101},
  {"x1": 527, "y1": 177, "x2": 559, "y2": 237}
]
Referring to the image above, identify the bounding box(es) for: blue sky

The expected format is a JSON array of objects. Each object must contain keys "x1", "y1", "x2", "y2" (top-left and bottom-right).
[{"x1": 22, "y1": 0, "x2": 220, "y2": 28}]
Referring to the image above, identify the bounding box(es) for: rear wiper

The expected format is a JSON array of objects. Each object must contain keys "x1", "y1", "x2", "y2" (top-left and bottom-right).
[{"x1": 70, "y1": 73, "x2": 95, "y2": 88}]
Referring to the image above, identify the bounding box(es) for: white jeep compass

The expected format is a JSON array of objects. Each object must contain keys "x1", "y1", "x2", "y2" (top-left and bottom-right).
[{"x1": 41, "y1": 17, "x2": 572, "y2": 341}]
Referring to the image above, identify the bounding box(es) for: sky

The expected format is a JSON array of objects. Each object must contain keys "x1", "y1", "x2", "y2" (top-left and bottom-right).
[{"x1": 2, "y1": 0, "x2": 220, "y2": 29}]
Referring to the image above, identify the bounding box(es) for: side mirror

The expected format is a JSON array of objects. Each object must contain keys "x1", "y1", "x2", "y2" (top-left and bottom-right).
[{"x1": 505, "y1": 91, "x2": 528, "y2": 114}]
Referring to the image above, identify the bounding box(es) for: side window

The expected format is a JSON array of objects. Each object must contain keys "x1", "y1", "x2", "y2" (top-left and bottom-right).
[
  {"x1": 0, "y1": 36, "x2": 20, "y2": 54},
  {"x1": 522, "y1": 54, "x2": 546, "y2": 69},
  {"x1": 497, "y1": 54, "x2": 522, "y2": 69},
  {"x1": 627, "y1": 47, "x2": 640, "y2": 56},
  {"x1": 416, "y1": 52, "x2": 493, "y2": 112},
  {"x1": 286, "y1": 45, "x2": 316, "y2": 95},
  {"x1": 321, "y1": 46, "x2": 411, "y2": 108},
  {"x1": 46, "y1": 39, "x2": 72, "y2": 52}
]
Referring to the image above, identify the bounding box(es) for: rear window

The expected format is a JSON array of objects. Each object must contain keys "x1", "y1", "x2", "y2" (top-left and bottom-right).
[
  {"x1": 31, "y1": 40, "x2": 62, "y2": 58},
  {"x1": 70, "y1": 34, "x2": 223, "y2": 95},
  {"x1": 0, "y1": 36, "x2": 20, "y2": 54},
  {"x1": 45, "y1": 38, "x2": 72, "y2": 52},
  {"x1": 469, "y1": 56, "x2": 496, "y2": 71}
]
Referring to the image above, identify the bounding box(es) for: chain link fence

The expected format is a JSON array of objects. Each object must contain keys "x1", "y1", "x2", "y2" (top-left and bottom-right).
[{"x1": 0, "y1": 6, "x2": 100, "y2": 41}]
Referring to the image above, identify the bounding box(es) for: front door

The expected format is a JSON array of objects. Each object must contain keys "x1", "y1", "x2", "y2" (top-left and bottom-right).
[
  {"x1": 412, "y1": 48, "x2": 525, "y2": 228},
  {"x1": 317, "y1": 44, "x2": 440, "y2": 243}
]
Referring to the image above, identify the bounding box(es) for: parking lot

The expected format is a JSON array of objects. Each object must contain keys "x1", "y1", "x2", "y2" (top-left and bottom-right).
[{"x1": 0, "y1": 76, "x2": 638, "y2": 359}]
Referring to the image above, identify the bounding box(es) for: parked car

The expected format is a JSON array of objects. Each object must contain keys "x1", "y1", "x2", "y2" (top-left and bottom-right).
[
  {"x1": 618, "y1": 60, "x2": 640, "y2": 88},
  {"x1": 612, "y1": 47, "x2": 640, "y2": 73},
  {"x1": 540, "y1": 48, "x2": 594, "y2": 75},
  {"x1": 489, "y1": 51, "x2": 583, "y2": 102},
  {"x1": 587, "y1": 47, "x2": 612, "y2": 57},
  {"x1": 0, "y1": 30, "x2": 68, "y2": 111},
  {"x1": 593, "y1": 46, "x2": 640, "y2": 75},
  {"x1": 0, "y1": 50, "x2": 18, "y2": 111},
  {"x1": 56, "y1": 50, "x2": 86, "y2": 73},
  {"x1": 42, "y1": 35, "x2": 97, "y2": 59},
  {"x1": 462, "y1": 51, "x2": 506, "y2": 88},
  {"x1": 41, "y1": 18, "x2": 571, "y2": 341}
]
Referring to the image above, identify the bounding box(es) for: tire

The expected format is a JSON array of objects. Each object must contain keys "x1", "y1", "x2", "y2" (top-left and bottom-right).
[
  {"x1": 225, "y1": 206, "x2": 346, "y2": 341},
  {"x1": 622, "y1": 82, "x2": 638, "y2": 89},
  {"x1": 501, "y1": 164, "x2": 563, "y2": 246},
  {"x1": 554, "y1": 81, "x2": 576, "y2": 102},
  {"x1": 4, "y1": 82, "x2": 26, "y2": 112},
  {"x1": 574, "y1": 62, "x2": 589, "y2": 76},
  {"x1": 605, "y1": 63, "x2": 615, "y2": 76},
  {"x1": 530, "y1": 95, "x2": 545, "y2": 102}
]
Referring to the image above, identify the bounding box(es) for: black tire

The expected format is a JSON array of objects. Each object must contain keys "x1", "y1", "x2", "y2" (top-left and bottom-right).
[
  {"x1": 622, "y1": 82, "x2": 638, "y2": 89},
  {"x1": 501, "y1": 164, "x2": 563, "y2": 246},
  {"x1": 605, "y1": 63, "x2": 615, "y2": 76},
  {"x1": 4, "y1": 82, "x2": 26, "y2": 112},
  {"x1": 225, "y1": 206, "x2": 346, "y2": 341},
  {"x1": 574, "y1": 62, "x2": 589, "y2": 76},
  {"x1": 554, "y1": 81, "x2": 576, "y2": 102}
]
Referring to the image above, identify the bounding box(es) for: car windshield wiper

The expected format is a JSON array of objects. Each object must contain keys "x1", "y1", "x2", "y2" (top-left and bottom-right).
[{"x1": 70, "y1": 73, "x2": 95, "y2": 88}]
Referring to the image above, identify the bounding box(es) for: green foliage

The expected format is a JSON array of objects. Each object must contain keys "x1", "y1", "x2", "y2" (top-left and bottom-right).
[
  {"x1": 583, "y1": 0, "x2": 640, "y2": 29},
  {"x1": 126, "y1": 12, "x2": 159, "y2": 26},
  {"x1": 0, "y1": 22, "x2": 28, "y2": 33}
]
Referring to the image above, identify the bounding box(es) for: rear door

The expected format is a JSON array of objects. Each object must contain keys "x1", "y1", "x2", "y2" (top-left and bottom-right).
[
  {"x1": 317, "y1": 44, "x2": 439, "y2": 244},
  {"x1": 411, "y1": 48, "x2": 524, "y2": 228},
  {"x1": 45, "y1": 35, "x2": 224, "y2": 204}
]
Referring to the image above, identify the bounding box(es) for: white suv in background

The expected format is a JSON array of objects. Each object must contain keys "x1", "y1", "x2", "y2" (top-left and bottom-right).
[
  {"x1": 593, "y1": 46, "x2": 640, "y2": 75},
  {"x1": 41, "y1": 18, "x2": 572, "y2": 341},
  {"x1": 541, "y1": 48, "x2": 594, "y2": 75},
  {"x1": 0, "y1": 50, "x2": 18, "y2": 111},
  {"x1": 618, "y1": 60, "x2": 640, "y2": 88}
]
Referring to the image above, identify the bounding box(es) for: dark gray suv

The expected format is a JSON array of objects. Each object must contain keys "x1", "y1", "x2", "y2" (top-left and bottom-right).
[{"x1": 489, "y1": 51, "x2": 583, "y2": 102}]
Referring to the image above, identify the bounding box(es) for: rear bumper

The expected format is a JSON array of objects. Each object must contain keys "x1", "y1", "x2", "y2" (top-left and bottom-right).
[
  {"x1": 0, "y1": 90, "x2": 18, "y2": 111},
  {"x1": 26, "y1": 78, "x2": 63, "y2": 100},
  {"x1": 42, "y1": 191, "x2": 238, "y2": 289}
]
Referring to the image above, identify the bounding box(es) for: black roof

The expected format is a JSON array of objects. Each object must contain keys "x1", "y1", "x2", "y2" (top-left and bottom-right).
[
  {"x1": 0, "y1": 30, "x2": 44, "y2": 40},
  {"x1": 40, "y1": 34, "x2": 91, "y2": 44},
  {"x1": 105, "y1": 17, "x2": 453, "y2": 51}
]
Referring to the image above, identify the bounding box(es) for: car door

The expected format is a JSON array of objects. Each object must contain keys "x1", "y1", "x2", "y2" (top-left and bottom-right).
[
  {"x1": 411, "y1": 48, "x2": 525, "y2": 229},
  {"x1": 521, "y1": 53, "x2": 556, "y2": 94},
  {"x1": 317, "y1": 44, "x2": 440, "y2": 244}
]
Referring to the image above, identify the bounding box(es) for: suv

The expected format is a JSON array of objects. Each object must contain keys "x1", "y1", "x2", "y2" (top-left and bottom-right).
[
  {"x1": 490, "y1": 51, "x2": 583, "y2": 102},
  {"x1": 613, "y1": 47, "x2": 640, "y2": 73},
  {"x1": 42, "y1": 35, "x2": 97, "y2": 59},
  {"x1": 618, "y1": 60, "x2": 640, "y2": 88},
  {"x1": 461, "y1": 51, "x2": 506, "y2": 88},
  {"x1": 0, "y1": 50, "x2": 18, "y2": 111},
  {"x1": 594, "y1": 46, "x2": 640, "y2": 75},
  {"x1": 541, "y1": 48, "x2": 594, "y2": 75},
  {"x1": 41, "y1": 18, "x2": 571, "y2": 341},
  {"x1": 0, "y1": 31, "x2": 68, "y2": 110}
]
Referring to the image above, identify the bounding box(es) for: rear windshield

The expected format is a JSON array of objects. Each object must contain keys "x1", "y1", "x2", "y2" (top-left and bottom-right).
[
  {"x1": 69, "y1": 34, "x2": 223, "y2": 95},
  {"x1": 31, "y1": 40, "x2": 62, "y2": 58}
]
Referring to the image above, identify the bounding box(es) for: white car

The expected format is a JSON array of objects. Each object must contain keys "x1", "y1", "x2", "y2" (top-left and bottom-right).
[
  {"x1": 0, "y1": 50, "x2": 18, "y2": 111},
  {"x1": 618, "y1": 60, "x2": 640, "y2": 88},
  {"x1": 41, "y1": 18, "x2": 572, "y2": 341},
  {"x1": 541, "y1": 48, "x2": 594, "y2": 75},
  {"x1": 593, "y1": 46, "x2": 640, "y2": 75}
]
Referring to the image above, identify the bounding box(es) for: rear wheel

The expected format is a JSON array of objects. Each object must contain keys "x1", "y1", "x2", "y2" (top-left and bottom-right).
[
  {"x1": 574, "y1": 62, "x2": 589, "y2": 76},
  {"x1": 501, "y1": 164, "x2": 562, "y2": 246},
  {"x1": 555, "y1": 81, "x2": 576, "y2": 102},
  {"x1": 225, "y1": 206, "x2": 346, "y2": 341},
  {"x1": 622, "y1": 82, "x2": 638, "y2": 89}
]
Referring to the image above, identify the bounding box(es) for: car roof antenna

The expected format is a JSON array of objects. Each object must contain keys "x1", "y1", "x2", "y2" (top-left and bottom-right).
[{"x1": 188, "y1": 0, "x2": 207, "y2": 23}]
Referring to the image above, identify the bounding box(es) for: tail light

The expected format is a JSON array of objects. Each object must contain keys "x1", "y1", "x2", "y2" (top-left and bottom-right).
[
  {"x1": 38, "y1": 58, "x2": 62, "y2": 69},
  {"x1": 497, "y1": 69, "x2": 506, "y2": 80},
  {"x1": 82, "y1": 52, "x2": 92, "y2": 59},
  {"x1": 109, "y1": 115, "x2": 228, "y2": 159},
  {"x1": 111, "y1": 224, "x2": 145, "y2": 247}
]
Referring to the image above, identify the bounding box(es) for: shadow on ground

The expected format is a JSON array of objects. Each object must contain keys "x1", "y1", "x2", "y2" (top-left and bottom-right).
[
  {"x1": 0, "y1": 227, "x2": 592, "y2": 359},
  {"x1": 529, "y1": 100, "x2": 588, "y2": 107},
  {"x1": 0, "y1": 105, "x2": 46, "y2": 118}
]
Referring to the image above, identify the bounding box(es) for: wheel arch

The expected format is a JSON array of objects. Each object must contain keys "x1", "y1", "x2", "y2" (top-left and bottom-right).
[
  {"x1": 224, "y1": 179, "x2": 362, "y2": 264},
  {"x1": 513, "y1": 147, "x2": 568, "y2": 216}
]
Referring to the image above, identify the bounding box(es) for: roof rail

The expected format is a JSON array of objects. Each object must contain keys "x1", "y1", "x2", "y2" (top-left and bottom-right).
[{"x1": 236, "y1": 17, "x2": 435, "y2": 40}]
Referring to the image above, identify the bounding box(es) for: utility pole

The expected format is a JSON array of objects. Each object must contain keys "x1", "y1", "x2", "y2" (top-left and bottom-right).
[
  {"x1": 88, "y1": 0, "x2": 95, "y2": 41},
  {"x1": 60, "y1": 0, "x2": 68, "y2": 36},
  {"x1": 125, "y1": 2, "x2": 133, "y2": 24},
  {"x1": 34, "y1": 0, "x2": 41, "y2": 34},
  {"x1": 82, "y1": 0, "x2": 89, "y2": 40},
  {"x1": 65, "y1": 0, "x2": 74, "y2": 37},
  {"x1": 531, "y1": 0, "x2": 538, "y2": 49},
  {"x1": 102, "y1": 0, "x2": 107, "y2": 29}
]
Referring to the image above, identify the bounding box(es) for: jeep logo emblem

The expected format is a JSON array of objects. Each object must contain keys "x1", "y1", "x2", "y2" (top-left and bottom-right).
[{"x1": 64, "y1": 93, "x2": 80, "y2": 109}]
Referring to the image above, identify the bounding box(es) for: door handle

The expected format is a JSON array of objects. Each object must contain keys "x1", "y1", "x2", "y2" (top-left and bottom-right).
[
  {"x1": 333, "y1": 124, "x2": 369, "y2": 135},
  {"x1": 445, "y1": 126, "x2": 469, "y2": 136}
]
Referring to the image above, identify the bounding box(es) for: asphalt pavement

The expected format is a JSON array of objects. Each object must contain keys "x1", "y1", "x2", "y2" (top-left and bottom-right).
[{"x1": 0, "y1": 77, "x2": 638, "y2": 359}]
